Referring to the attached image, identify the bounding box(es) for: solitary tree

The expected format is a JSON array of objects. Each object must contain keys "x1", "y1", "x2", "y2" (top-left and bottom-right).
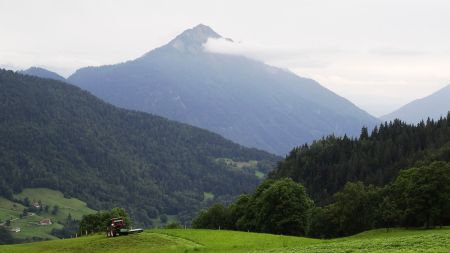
[
  {"x1": 51, "y1": 205, "x2": 59, "y2": 215},
  {"x1": 255, "y1": 178, "x2": 314, "y2": 235}
]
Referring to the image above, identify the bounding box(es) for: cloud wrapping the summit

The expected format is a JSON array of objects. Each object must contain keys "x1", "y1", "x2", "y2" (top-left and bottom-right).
[
  {"x1": 2, "y1": 0, "x2": 450, "y2": 116},
  {"x1": 203, "y1": 38, "x2": 330, "y2": 68}
]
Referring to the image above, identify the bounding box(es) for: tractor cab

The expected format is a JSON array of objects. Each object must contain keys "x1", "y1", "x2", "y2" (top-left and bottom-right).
[
  {"x1": 107, "y1": 217, "x2": 126, "y2": 237},
  {"x1": 111, "y1": 218, "x2": 125, "y2": 228}
]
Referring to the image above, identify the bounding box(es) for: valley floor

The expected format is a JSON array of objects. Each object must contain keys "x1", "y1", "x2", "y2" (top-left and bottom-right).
[{"x1": 0, "y1": 227, "x2": 449, "y2": 253}]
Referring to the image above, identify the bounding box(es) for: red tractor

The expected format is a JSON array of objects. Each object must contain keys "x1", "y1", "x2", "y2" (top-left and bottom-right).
[{"x1": 107, "y1": 217, "x2": 143, "y2": 237}]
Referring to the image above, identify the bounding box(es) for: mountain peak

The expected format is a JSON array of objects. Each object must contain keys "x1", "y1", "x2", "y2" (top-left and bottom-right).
[
  {"x1": 168, "y1": 24, "x2": 221, "y2": 53},
  {"x1": 191, "y1": 24, "x2": 220, "y2": 35}
]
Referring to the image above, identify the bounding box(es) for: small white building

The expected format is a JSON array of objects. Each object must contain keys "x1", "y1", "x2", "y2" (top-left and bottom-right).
[{"x1": 11, "y1": 227, "x2": 21, "y2": 233}]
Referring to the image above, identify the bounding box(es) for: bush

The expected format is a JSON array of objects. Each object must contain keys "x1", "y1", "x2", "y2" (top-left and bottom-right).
[
  {"x1": 165, "y1": 222, "x2": 182, "y2": 229},
  {"x1": 79, "y1": 207, "x2": 130, "y2": 233}
]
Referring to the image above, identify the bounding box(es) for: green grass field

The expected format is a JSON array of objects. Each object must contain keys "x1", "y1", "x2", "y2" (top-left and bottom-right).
[
  {"x1": 0, "y1": 188, "x2": 95, "y2": 241},
  {"x1": 0, "y1": 198, "x2": 25, "y2": 221},
  {"x1": 215, "y1": 158, "x2": 267, "y2": 180},
  {"x1": 1, "y1": 227, "x2": 449, "y2": 253},
  {"x1": 14, "y1": 188, "x2": 96, "y2": 221}
]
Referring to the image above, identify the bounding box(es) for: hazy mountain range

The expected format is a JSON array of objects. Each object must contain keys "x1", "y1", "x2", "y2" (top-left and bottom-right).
[
  {"x1": 19, "y1": 67, "x2": 66, "y2": 82},
  {"x1": 381, "y1": 84, "x2": 450, "y2": 124},
  {"x1": 61, "y1": 24, "x2": 378, "y2": 155}
]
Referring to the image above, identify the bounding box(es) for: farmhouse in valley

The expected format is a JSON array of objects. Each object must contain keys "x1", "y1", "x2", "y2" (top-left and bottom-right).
[{"x1": 39, "y1": 218, "x2": 52, "y2": 225}]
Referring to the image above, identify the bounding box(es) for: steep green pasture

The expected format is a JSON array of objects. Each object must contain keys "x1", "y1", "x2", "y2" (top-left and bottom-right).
[
  {"x1": 0, "y1": 188, "x2": 95, "y2": 241},
  {"x1": 1, "y1": 228, "x2": 449, "y2": 253},
  {"x1": 14, "y1": 188, "x2": 96, "y2": 221},
  {"x1": 0, "y1": 198, "x2": 24, "y2": 221}
]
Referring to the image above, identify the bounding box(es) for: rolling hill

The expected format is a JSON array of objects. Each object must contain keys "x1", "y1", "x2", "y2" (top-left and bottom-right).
[
  {"x1": 67, "y1": 24, "x2": 379, "y2": 155},
  {"x1": 0, "y1": 69, "x2": 278, "y2": 226},
  {"x1": 0, "y1": 228, "x2": 449, "y2": 252},
  {"x1": 381, "y1": 84, "x2": 450, "y2": 123}
]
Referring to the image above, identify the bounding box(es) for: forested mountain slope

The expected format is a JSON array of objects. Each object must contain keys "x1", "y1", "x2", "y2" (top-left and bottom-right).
[
  {"x1": 270, "y1": 116, "x2": 450, "y2": 203},
  {"x1": 68, "y1": 24, "x2": 379, "y2": 155},
  {"x1": 0, "y1": 69, "x2": 278, "y2": 226}
]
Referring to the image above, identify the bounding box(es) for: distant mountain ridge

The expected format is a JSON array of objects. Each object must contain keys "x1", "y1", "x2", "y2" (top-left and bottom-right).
[
  {"x1": 18, "y1": 67, "x2": 66, "y2": 82},
  {"x1": 68, "y1": 24, "x2": 379, "y2": 155},
  {"x1": 381, "y1": 84, "x2": 450, "y2": 123},
  {"x1": 0, "y1": 69, "x2": 278, "y2": 226}
]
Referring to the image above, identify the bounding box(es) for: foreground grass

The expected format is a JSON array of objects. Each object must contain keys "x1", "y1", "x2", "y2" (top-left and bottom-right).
[
  {"x1": 155, "y1": 229, "x2": 319, "y2": 252},
  {"x1": 0, "y1": 232, "x2": 200, "y2": 253},
  {"x1": 1, "y1": 227, "x2": 449, "y2": 253},
  {"x1": 291, "y1": 228, "x2": 450, "y2": 253}
]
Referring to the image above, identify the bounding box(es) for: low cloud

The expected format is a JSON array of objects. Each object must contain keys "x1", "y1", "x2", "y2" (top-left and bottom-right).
[
  {"x1": 0, "y1": 63, "x2": 20, "y2": 71},
  {"x1": 369, "y1": 47, "x2": 427, "y2": 57},
  {"x1": 203, "y1": 37, "x2": 450, "y2": 116},
  {"x1": 203, "y1": 37, "x2": 333, "y2": 68},
  {"x1": 0, "y1": 51, "x2": 106, "y2": 77}
]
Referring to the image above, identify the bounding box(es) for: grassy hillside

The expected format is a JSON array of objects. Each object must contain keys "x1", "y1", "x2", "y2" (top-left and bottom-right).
[
  {"x1": 0, "y1": 188, "x2": 95, "y2": 241},
  {"x1": 1, "y1": 228, "x2": 449, "y2": 252},
  {"x1": 14, "y1": 188, "x2": 95, "y2": 221}
]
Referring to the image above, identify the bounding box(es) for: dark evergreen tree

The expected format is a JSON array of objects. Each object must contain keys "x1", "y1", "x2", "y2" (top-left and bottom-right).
[
  {"x1": 51, "y1": 213, "x2": 80, "y2": 238},
  {"x1": 51, "y1": 205, "x2": 59, "y2": 215},
  {"x1": 0, "y1": 226, "x2": 14, "y2": 245},
  {"x1": 270, "y1": 116, "x2": 450, "y2": 204}
]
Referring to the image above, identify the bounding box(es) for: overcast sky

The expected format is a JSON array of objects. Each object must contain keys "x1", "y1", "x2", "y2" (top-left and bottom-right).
[{"x1": 1, "y1": 0, "x2": 449, "y2": 116}]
